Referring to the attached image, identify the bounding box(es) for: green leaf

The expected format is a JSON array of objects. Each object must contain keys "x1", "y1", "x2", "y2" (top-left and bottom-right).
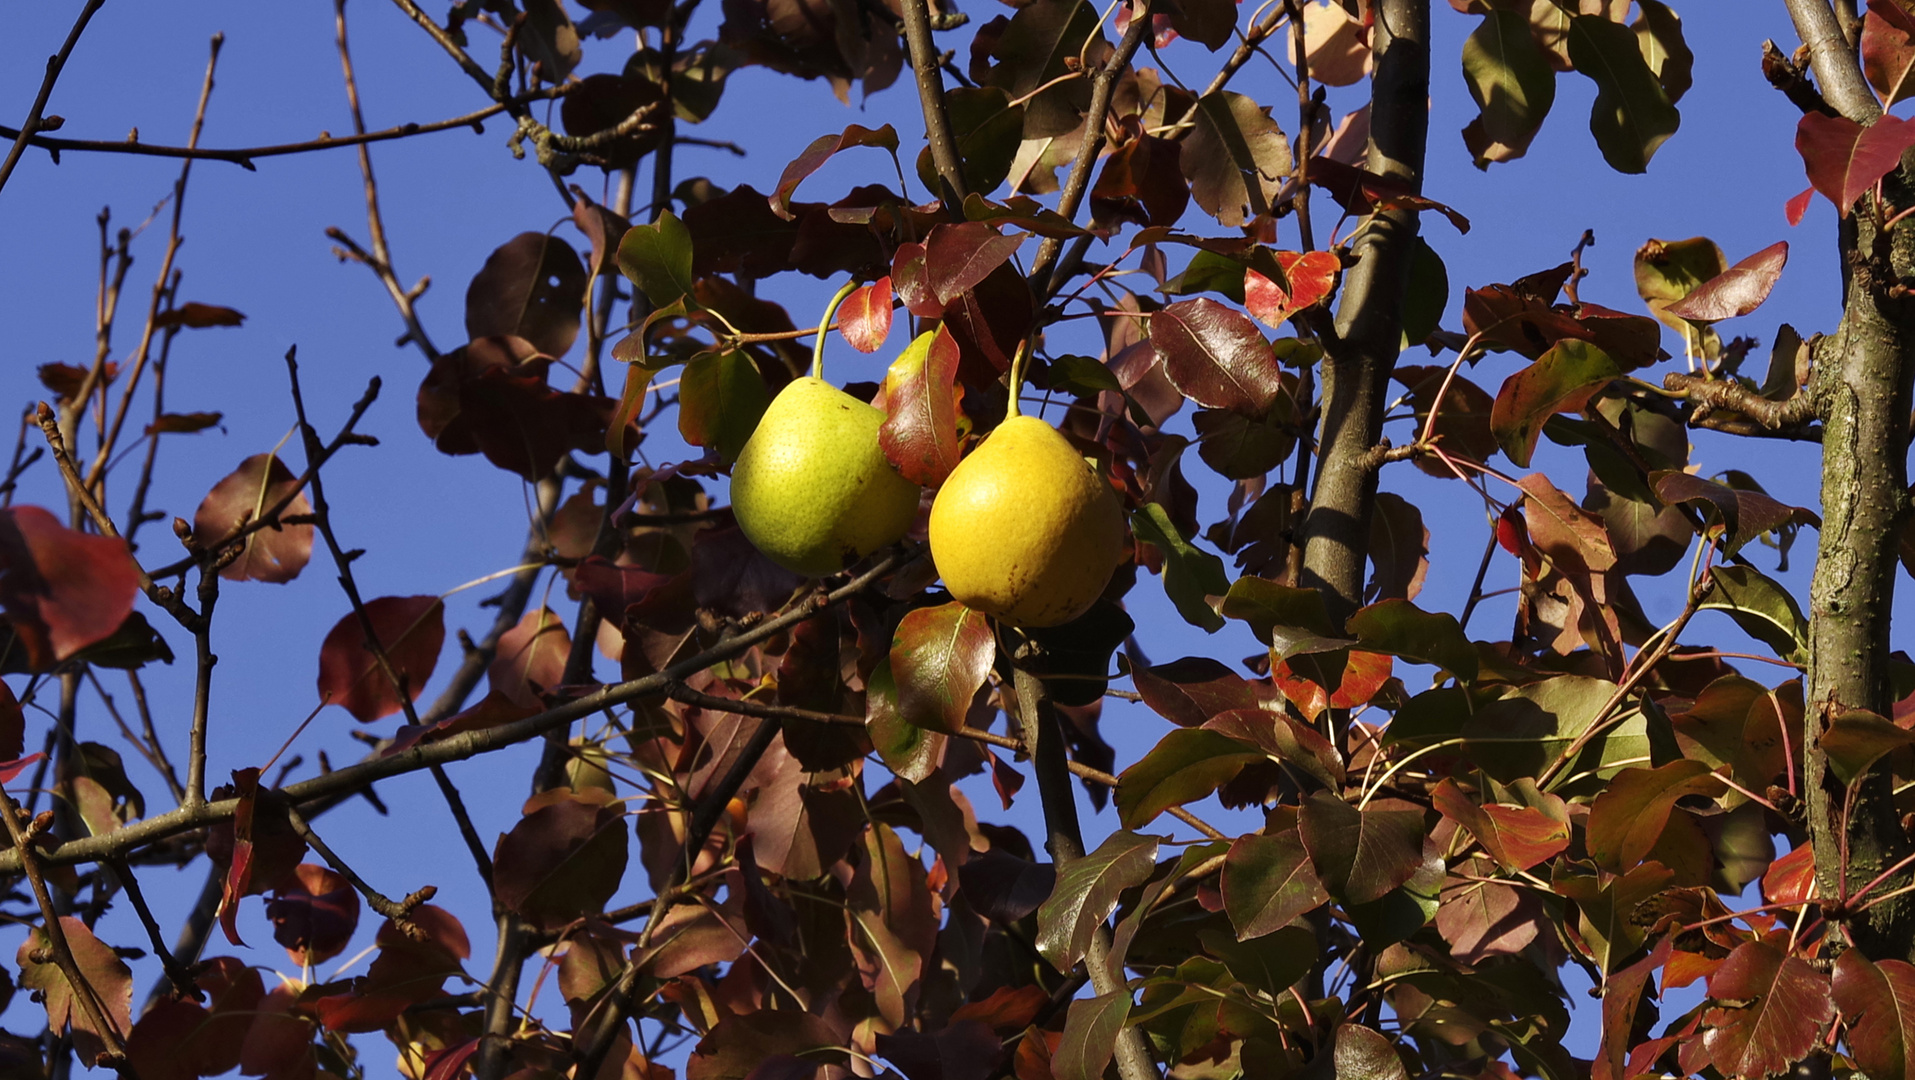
[
  {"x1": 1219, "y1": 575, "x2": 1335, "y2": 647},
  {"x1": 1036, "y1": 830, "x2": 1160, "y2": 972},
  {"x1": 1461, "y1": 8, "x2": 1557, "y2": 167},
  {"x1": 1489, "y1": 339, "x2": 1621, "y2": 468},
  {"x1": 616, "y1": 209, "x2": 696, "y2": 308},
  {"x1": 1196, "y1": 925, "x2": 1315, "y2": 996},
  {"x1": 676, "y1": 350, "x2": 769, "y2": 462},
  {"x1": 1053, "y1": 990, "x2": 1132, "y2": 1080},
  {"x1": 889, "y1": 601, "x2": 996, "y2": 736},
  {"x1": 1046, "y1": 354, "x2": 1122, "y2": 395},
  {"x1": 1116, "y1": 728, "x2": 1264, "y2": 828},
  {"x1": 1701, "y1": 564, "x2": 1809, "y2": 664},
  {"x1": 1567, "y1": 14, "x2": 1681, "y2": 174},
  {"x1": 1221, "y1": 830, "x2": 1330, "y2": 940},
  {"x1": 1297, "y1": 792, "x2": 1425, "y2": 905},
  {"x1": 1347, "y1": 598, "x2": 1479, "y2": 681},
  {"x1": 1132, "y1": 503, "x2": 1230, "y2": 632},
  {"x1": 863, "y1": 658, "x2": 945, "y2": 784},
  {"x1": 1182, "y1": 91, "x2": 1293, "y2": 228}
]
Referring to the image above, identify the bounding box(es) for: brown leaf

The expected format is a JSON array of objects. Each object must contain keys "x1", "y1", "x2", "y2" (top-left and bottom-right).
[
  {"x1": 192, "y1": 453, "x2": 315, "y2": 584},
  {"x1": 267, "y1": 865, "x2": 361, "y2": 967},
  {"x1": 315, "y1": 596, "x2": 446, "y2": 722},
  {"x1": 465, "y1": 232, "x2": 589, "y2": 359},
  {"x1": 1703, "y1": 937, "x2": 1833, "y2": 1079},
  {"x1": 17, "y1": 916, "x2": 132, "y2": 1065},
  {"x1": 154, "y1": 301, "x2": 246, "y2": 329},
  {"x1": 493, "y1": 789, "x2": 630, "y2": 931},
  {"x1": 125, "y1": 956, "x2": 263, "y2": 1080},
  {"x1": 417, "y1": 335, "x2": 613, "y2": 482},
  {"x1": 489, "y1": 606, "x2": 574, "y2": 708},
  {"x1": 145, "y1": 411, "x2": 223, "y2": 435},
  {"x1": 1150, "y1": 298, "x2": 1283, "y2": 417}
]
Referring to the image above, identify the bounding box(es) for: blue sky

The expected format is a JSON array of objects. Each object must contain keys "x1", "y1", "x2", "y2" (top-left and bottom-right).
[{"x1": 0, "y1": 0, "x2": 1876, "y2": 1071}]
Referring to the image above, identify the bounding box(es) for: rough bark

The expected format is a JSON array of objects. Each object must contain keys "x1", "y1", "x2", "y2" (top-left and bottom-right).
[{"x1": 1299, "y1": 0, "x2": 1429, "y2": 623}]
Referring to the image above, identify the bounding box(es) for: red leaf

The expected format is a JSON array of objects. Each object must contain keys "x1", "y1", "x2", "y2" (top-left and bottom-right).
[
  {"x1": 840, "y1": 276, "x2": 894, "y2": 353},
  {"x1": 1797, "y1": 112, "x2": 1915, "y2": 215},
  {"x1": 1431, "y1": 779, "x2": 1570, "y2": 872},
  {"x1": 144, "y1": 411, "x2": 223, "y2": 435},
  {"x1": 493, "y1": 789, "x2": 630, "y2": 930},
  {"x1": 769, "y1": 123, "x2": 899, "y2": 220},
  {"x1": 488, "y1": 606, "x2": 574, "y2": 708},
  {"x1": 890, "y1": 601, "x2": 995, "y2": 735},
  {"x1": 0, "y1": 506, "x2": 140, "y2": 670},
  {"x1": 1703, "y1": 937, "x2": 1834, "y2": 1079},
  {"x1": 316, "y1": 596, "x2": 447, "y2": 722},
  {"x1": 125, "y1": 957, "x2": 264, "y2": 1080},
  {"x1": 1762, "y1": 843, "x2": 1815, "y2": 906},
  {"x1": 1150, "y1": 298, "x2": 1283, "y2": 417},
  {"x1": 1298, "y1": 791, "x2": 1424, "y2": 905},
  {"x1": 1833, "y1": 948, "x2": 1915, "y2": 1080},
  {"x1": 1246, "y1": 250, "x2": 1341, "y2": 328},
  {"x1": 217, "y1": 767, "x2": 264, "y2": 947},
  {"x1": 878, "y1": 327, "x2": 965, "y2": 487},
  {"x1": 1864, "y1": 0, "x2": 1915, "y2": 107},
  {"x1": 891, "y1": 242, "x2": 944, "y2": 318},
  {"x1": 1663, "y1": 241, "x2": 1789, "y2": 323},
  {"x1": 1585, "y1": 760, "x2": 1725, "y2": 873},
  {"x1": 925, "y1": 222, "x2": 1024, "y2": 305},
  {"x1": 267, "y1": 864, "x2": 361, "y2": 967},
  {"x1": 154, "y1": 301, "x2": 246, "y2": 329},
  {"x1": 1597, "y1": 937, "x2": 1673, "y2": 1080},
  {"x1": 416, "y1": 336, "x2": 612, "y2": 482},
  {"x1": 1786, "y1": 186, "x2": 1815, "y2": 226},
  {"x1": 192, "y1": 453, "x2": 315, "y2": 584}
]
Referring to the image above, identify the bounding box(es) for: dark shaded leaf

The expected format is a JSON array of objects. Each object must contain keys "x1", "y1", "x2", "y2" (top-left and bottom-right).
[
  {"x1": 1348, "y1": 598, "x2": 1479, "y2": 681},
  {"x1": 1566, "y1": 14, "x2": 1679, "y2": 173},
  {"x1": 1461, "y1": 8, "x2": 1557, "y2": 166},
  {"x1": 1700, "y1": 565, "x2": 1808, "y2": 665},
  {"x1": 1116, "y1": 728, "x2": 1262, "y2": 828},
  {"x1": 155, "y1": 301, "x2": 246, "y2": 329},
  {"x1": 125, "y1": 957, "x2": 263, "y2": 1080},
  {"x1": 1585, "y1": 760, "x2": 1724, "y2": 873},
  {"x1": 493, "y1": 789, "x2": 630, "y2": 931},
  {"x1": 1298, "y1": 792, "x2": 1425, "y2": 905},
  {"x1": 146, "y1": 411, "x2": 223, "y2": 435},
  {"x1": 18, "y1": 916, "x2": 132, "y2": 1066},
  {"x1": 770, "y1": 123, "x2": 899, "y2": 219},
  {"x1": 1182, "y1": 91, "x2": 1292, "y2": 227},
  {"x1": 465, "y1": 231, "x2": 588, "y2": 358},
  {"x1": 1222, "y1": 830, "x2": 1329, "y2": 939},
  {"x1": 0, "y1": 506, "x2": 141, "y2": 670},
  {"x1": 191, "y1": 454, "x2": 314, "y2": 584},
  {"x1": 267, "y1": 864, "x2": 360, "y2": 968}
]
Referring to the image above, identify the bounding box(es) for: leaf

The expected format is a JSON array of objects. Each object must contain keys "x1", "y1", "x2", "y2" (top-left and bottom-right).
[
  {"x1": 890, "y1": 601, "x2": 994, "y2": 737},
  {"x1": 1653, "y1": 471, "x2": 1799, "y2": 554},
  {"x1": 865, "y1": 657, "x2": 945, "y2": 783},
  {"x1": 847, "y1": 822, "x2": 938, "y2": 1025},
  {"x1": 769, "y1": 123, "x2": 899, "y2": 219},
  {"x1": 840, "y1": 276, "x2": 893, "y2": 353},
  {"x1": 1865, "y1": 0, "x2": 1915, "y2": 108},
  {"x1": 0, "y1": 506, "x2": 141, "y2": 670},
  {"x1": 1461, "y1": 8, "x2": 1557, "y2": 166},
  {"x1": 1116, "y1": 728, "x2": 1263, "y2": 828},
  {"x1": 1132, "y1": 655, "x2": 1259, "y2": 726},
  {"x1": 1833, "y1": 949, "x2": 1915, "y2": 1080},
  {"x1": 617, "y1": 209, "x2": 698, "y2": 308},
  {"x1": 1298, "y1": 0, "x2": 1370, "y2": 85},
  {"x1": 1150, "y1": 298, "x2": 1282, "y2": 417},
  {"x1": 1334, "y1": 1024, "x2": 1410, "y2": 1080},
  {"x1": 1430, "y1": 779, "x2": 1570, "y2": 871},
  {"x1": 1519, "y1": 472, "x2": 1615, "y2": 573},
  {"x1": 1585, "y1": 760, "x2": 1724, "y2": 873},
  {"x1": 1219, "y1": 575, "x2": 1335, "y2": 648},
  {"x1": 191, "y1": 453, "x2": 315, "y2": 584},
  {"x1": 1222, "y1": 830, "x2": 1330, "y2": 939},
  {"x1": 873, "y1": 1021, "x2": 1001, "y2": 1080},
  {"x1": 1663, "y1": 241, "x2": 1788, "y2": 323},
  {"x1": 1395, "y1": 364, "x2": 1499, "y2": 473},
  {"x1": 519, "y1": 0, "x2": 581, "y2": 80},
  {"x1": 1207, "y1": 709, "x2": 1346, "y2": 788},
  {"x1": 492, "y1": 789, "x2": 630, "y2": 931},
  {"x1": 1634, "y1": 0, "x2": 1694, "y2": 104},
  {"x1": 315, "y1": 595, "x2": 446, "y2": 722},
  {"x1": 1244, "y1": 251, "x2": 1341, "y2": 327},
  {"x1": 982, "y1": 0, "x2": 1101, "y2": 140},
  {"x1": 465, "y1": 231, "x2": 588, "y2": 358},
  {"x1": 18, "y1": 917, "x2": 132, "y2": 1066},
  {"x1": 488, "y1": 606, "x2": 572, "y2": 709},
  {"x1": 919, "y1": 87, "x2": 1027, "y2": 197},
  {"x1": 1348, "y1": 598, "x2": 1479, "y2": 681},
  {"x1": 1595, "y1": 937, "x2": 1673, "y2": 1080},
  {"x1": 1490, "y1": 339, "x2": 1620, "y2": 468},
  {"x1": 678, "y1": 349, "x2": 770, "y2": 461},
  {"x1": 1052, "y1": 991, "x2": 1131, "y2": 1080},
  {"x1": 1298, "y1": 792, "x2": 1426, "y2": 905},
  {"x1": 1566, "y1": 14, "x2": 1680, "y2": 174},
  {"x1": 686, "y1": 1011, "x2": 845, "y2": 1080},
  {"x1": 926, "y1": 222, "x2": 1024, "y2": 305},
  {"x1": 145, "y1": 411, "x2": 223, "y2": 435},
  {"x1": 1796, "y1": 112, "x2": 1915, "y2": 215},
  {"x1": 1131, "y1": 503, "x2": 1230, "y2": 632},
  {"x1": 1036, "y1": 829, "x2": 1159, "y2": 972},
  {"x1": 959, "y1": 849, "x2": 1055, "y2": 924},
  {"x1": 1701, "y1": 565, "x2": 1808, "y2": 665},
  {"x1": 879, "y1": 327, "x2": 965, "y2": 487},
  {"x1": 155, "y1": 301, "x2": 246, "y2": 329},
  {"x1": 1438, "y1": 875, "x2": 1542, "y2": 963},
  {"x1": 1763, "y1": 843, "x2": 1815, "y2": 906},
  {"x1": 1820, "y1": 709, "x2": 1915, "y2": 784},
  {"x1": 266, "y1": 864, "x2": 361, "y2": 968},
  {"x1": 1368, "y1": 491, "x2": 1429, "y2": 601},
  {"x1": 1703, "y1": 938, "x2": 1834, "y2": 1080},
  {"x1": 125, "y1": 956, "x2": 264, "y2": 1080},
  {"x1": 417, "y1": 335, "x2": 614, "y2": 481},
  {"x1": 1182, "y1": 91, "x2": 1293, "y2": 227}
]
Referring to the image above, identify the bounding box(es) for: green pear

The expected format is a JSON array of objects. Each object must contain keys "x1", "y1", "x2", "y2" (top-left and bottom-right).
[{"x1": 730, "y1": 376, "x2": 921, "y2": 577}]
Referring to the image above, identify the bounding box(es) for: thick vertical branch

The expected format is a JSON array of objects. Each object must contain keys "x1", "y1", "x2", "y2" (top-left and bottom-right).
[
  {"x1": 1013, "y1": 665, "x2": 1157, "y2": 1080},
  {"x1": 1784, "y1": 0, "x2": 1879, "y2": 122},
  {"x1": 1299, "y1": 0, "x2": 1428, "y2": 624},
  {"x1": 900, "y1": 0, "x2": 968, "y2": 211}
]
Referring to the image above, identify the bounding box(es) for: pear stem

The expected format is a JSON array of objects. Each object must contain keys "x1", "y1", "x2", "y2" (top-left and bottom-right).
[
  {"x1": 1006, "y1": 338, "x2": 1032, "y2": 419},
  {"x1": 811, "y1": 280, "x2": 860, "y2": 381}
]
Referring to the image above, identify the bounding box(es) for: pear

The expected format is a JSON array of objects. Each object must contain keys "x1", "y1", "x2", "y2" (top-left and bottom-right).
[
  {"x1": 928, "y1": 415, "x2": 1127, "y2": 627},
  {"x1": 730, "y1": 376, "x2": 921, "y2": 577}
]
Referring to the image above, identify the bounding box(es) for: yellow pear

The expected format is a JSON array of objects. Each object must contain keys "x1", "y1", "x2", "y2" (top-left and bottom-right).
[
  {"x1": 730, "y1": 377, "x2": 921, "y2": 577},
  {"x1": 929, "y1": 415, "x2": 1127, "y2": 627}
]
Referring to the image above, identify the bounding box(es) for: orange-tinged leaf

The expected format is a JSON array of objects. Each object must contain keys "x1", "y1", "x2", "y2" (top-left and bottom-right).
[
  {"x1": 1703, "y1": 937, "x2": 1834, "y2": 1080},
  {"x1": 839, "y1": 276, "x2": 894, "y2": 353}
]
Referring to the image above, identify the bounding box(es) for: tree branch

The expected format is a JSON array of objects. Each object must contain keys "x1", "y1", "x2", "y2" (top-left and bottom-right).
[
  {"x1": 0, "y1": 0, "x2": 103, "y2": 197},
  {"x1": 1784, "y1": 0, "x2": 1880, "y2": 122},
  {"x1": 1, "y1": 796, "x2": 125, "y2": 1066},
  {"x1": 900, "y1": 0, "x2": 968, "y2": 212},
  {"x1": 284, "y1": 802, "x2": 436, "y2": 929}
]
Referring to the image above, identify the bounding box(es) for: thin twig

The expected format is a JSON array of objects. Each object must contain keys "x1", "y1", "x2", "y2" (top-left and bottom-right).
[
  {"x1": 0, "y1": 0, "x2": 105, "y2": 196},
  {"x1": 106, "y1": 858, "x2": 201, "y2": 1000},
  {"x1": 284, "y1": 802, "x2": 436, "y2": 929}
]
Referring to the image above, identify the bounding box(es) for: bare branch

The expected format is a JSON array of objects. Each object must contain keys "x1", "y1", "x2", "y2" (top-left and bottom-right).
[
  {"x1": 1, "y1": 796, "x2": 126, "y2": 1064},
  {"x1": 1783, "y1": 0, "x2": 1880, "y2": 122},
  {"x1": 900, "y1": 0, "x2": 968, "y2": 213},
  {"x1": 0, "y1": 0, "x2": 105, "y2": 196},
  {"x1": 284, "y1": 802, "x2": 437, "y2": 930}
]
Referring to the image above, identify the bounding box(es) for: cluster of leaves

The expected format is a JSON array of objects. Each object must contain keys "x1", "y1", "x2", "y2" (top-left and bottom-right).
[{"x1": 22, "y1": 0, "x2": 1915, "y2": 1079}]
